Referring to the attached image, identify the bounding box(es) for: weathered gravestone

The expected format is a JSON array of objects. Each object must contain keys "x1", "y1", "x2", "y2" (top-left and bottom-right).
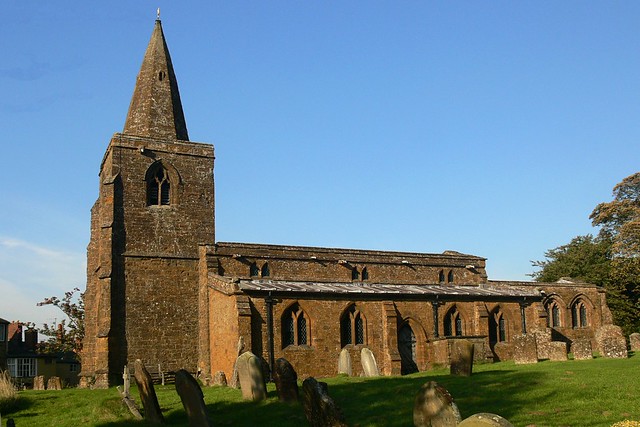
[
  {"x1": 301, "y1": 377, "x2": 348, "y2": 427},
  {"x1": 492, "y1": 342, "x2": 512, "y2": 362},
  {"x1": 458, "y1": 413, "x2": 514, "y2": 427},
  {"x1": 338, "y1": 348, "x2": 352, "y2": 376},
  {"x1": 236, "y1": 351, "x2": 267, "y2": 401},
  {"x1": 532, "y1": 329, "x2": 552, "y2": 360},
  {"x1": 175, "y1": 369, "x2": 211, "y2": 427},
  {"x1": 213, "y1": 370, "x2": 227, "y2": 386},
  {"x1": 33, "y1": 375, "x2": 45, "y2": 390},
  {"x1": 47, "y1": 376, "x2": 62, "y2": 390},
  {"x1": 413, "y1": 381, "x2": 461, "y2": 427},
  {"x1": 133, "y1": 359, "x2": 165, "y2": 424},
  {"x1": 630, "y1": 332, "x2": 640, "y2": 352},
  {"x1": 450, "y1": 339, "x2": 474, "y2": 377},
  {"x1": 547, "y1": 341, "x2": 568, "y2": 361},
  {"x1": 596, "y1": 324, "x2": 628, "y2": 359},
  {"x1": 571, "y1": 338, "x2": 593, "y2": 360},
  {"x1": 360, "y1": 348, "x2": 379, "y2": 377},
  {"x1": 512, "y1": 334, "x2": 538, "y2": 365},
  {"x1": 273, "y1": 358, "x2": 299, "y2": 403}
]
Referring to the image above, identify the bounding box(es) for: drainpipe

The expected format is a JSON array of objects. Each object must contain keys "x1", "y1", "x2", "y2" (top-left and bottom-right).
[
  {"x1": 520, "y1": 299, "x2": 527, "y2": 334},
  {"x1": 265, "y1": 292, "x2": 275, "y2": 381},
  {"x1": 431, "y1": 299, "x2": 439, "y2": 338}
]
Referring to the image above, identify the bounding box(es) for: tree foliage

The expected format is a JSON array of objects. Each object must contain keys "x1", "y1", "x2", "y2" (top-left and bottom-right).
[
  {"x1": 37, "y1": 287, "x2": 84, "y2": 357},
  {"x1": 532, "y1": 172, "x2": 640, "y2": 335}
]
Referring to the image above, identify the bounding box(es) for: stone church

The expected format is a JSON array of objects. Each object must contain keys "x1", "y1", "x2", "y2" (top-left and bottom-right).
[{"x1": 80, "y1": 19, "x2": 614, "y2": 388}]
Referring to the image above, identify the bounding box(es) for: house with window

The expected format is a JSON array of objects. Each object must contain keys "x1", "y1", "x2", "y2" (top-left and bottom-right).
[{"x1": 79, "y1": 18, "x2": 615, "y2": 388}]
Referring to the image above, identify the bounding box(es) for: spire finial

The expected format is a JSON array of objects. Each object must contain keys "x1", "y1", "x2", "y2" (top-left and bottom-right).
[{"x1": 156, "y1": 8, "x2": 160, "y2": 20}]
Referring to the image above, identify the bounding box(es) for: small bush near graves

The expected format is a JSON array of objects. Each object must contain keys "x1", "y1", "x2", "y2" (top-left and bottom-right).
[{"x1": 4, "y1": 354, "x2": 640, "y2": 426}]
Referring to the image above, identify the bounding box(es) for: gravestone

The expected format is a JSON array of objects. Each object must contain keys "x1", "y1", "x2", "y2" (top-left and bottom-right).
[
  {"x1": 236, "y1": 351, "x2": 267, "y2": 401},
  {"x1": 458, "y1": 413, "x2": 514, "y2": 427},
  {"x1": 595, "y1": 325, "x2": 628, "y2": 359},
  {"x1": 47, "y1": 376, "x2": 62, "y2": 390},
  {"x1": 413, "y1": 381, "x2": 461, "y2": 427},
  {"x1": 547, "y1": 341, "x2": 568, "y2": 361},
  {"x1": 450, "y1": 339, "x2": 474, "y2": 377},
  {"x1": 33, "y1": 375, "x2": 45, "y2": 390},
  {"x1": 532, "y1": 329, "x2": 552, "y2": 359},
  {"x1": 213, "y1": 370, "x2": 227, "y2": 386},
  {"x1": 360, "y1": 348, "x2": 379, "y2": 377},
  {"x1": 630, "y1": 333, "x2": 640, "y2": 352},
  {"x1": 273, "y1": 358, "x2": 299, "y2": 403},
  {"x1": 492, "y1": 342, "x2": 512, "y2": 362},
  {"x1": 571, "y1": 338, "x2": 593, "y2": 360},
  {"x1": 338, "y1": 348, "x2": 352, "y2": 376},
  {"x1": 512, "y1": 334, "x2": 538, "y2": 365},
  {"x1": 301, "y1": 377, "x2": 348, "y2": 427},
  {"x1": 175, "y1": 369, "x2": 211, "y2": 427},
  {"x1": 133, "y1": 359, "x2": 165, "y2": 424}
]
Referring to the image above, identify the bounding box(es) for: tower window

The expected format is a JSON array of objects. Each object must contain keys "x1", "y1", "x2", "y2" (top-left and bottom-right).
[{"x1": 147, "y1": 164, "x2": 171, "y2": 206}]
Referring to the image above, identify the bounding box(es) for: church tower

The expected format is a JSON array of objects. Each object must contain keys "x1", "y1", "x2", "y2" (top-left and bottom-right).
[{"x1": 81, "y1": 19, "x2": 215, "y2": 387}]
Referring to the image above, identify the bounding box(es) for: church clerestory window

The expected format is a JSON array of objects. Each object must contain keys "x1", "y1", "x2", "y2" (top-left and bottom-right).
[
  {"x1": 282, "y1": 304, "x2": 310, "y2": 348},
  {"x1": 147, "y1": 164, "x2": 171, "y2": 206}
]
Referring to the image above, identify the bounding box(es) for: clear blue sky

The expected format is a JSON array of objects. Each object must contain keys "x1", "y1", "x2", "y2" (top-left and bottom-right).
[{"x1": 1, "y1": 2, "x2": 638, "y2": 328}]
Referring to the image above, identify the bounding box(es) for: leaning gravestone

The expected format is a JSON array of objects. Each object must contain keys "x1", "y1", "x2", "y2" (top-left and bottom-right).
[
  {"x1": 236, "y1": 351, "x2": 267, "y2": 401},
  {"x1": 361, "y1": 348, "x2": 380, "y2": 377},
  {"x1": 212, "y1": 370, "x2": 227, "y2": 386},
  {"x1": 33, "y1": 375, "x2": 45, "y2": 390},
  {"x1": 512, "y1": 334, "x2": 538, "y2": 365},
  {"x1": 450, "y1": 339, "x2": 474, "y2": 377},
  {"x1": 547, "y1": 341, "x2": 568, "y2": 361},
  {"x1": 571, "y1": 338, "x2": 593, "y2": 360},
  {"x1": 458, "y1": 413, "x2": 514, "y2": 427},
  {"x1": 133, "y1": 359, "x2": 165, "y2": 424},
  {"x1": 301, "y1": 377, "x2": 348, "y2": 427},
  {"x1": 630, "y1": 332, "x2": 640, "y2": 352},
  {"x1": 273, "y1": 358, "x2": 299, "y2": 403},
  {"x1": 175, "y1": 369, "x2": 211, "y2": 427},
  {"x1": 492, "y1": 342, "x2": 512, "y2": 361},
  {"x1": 596, "y1": 324, "x2": 628, "y2": 359},
  {"x1": 338, "y1": 348, "x2": 352, "y2": 376},
  {"x1": 413, "y1": 381, "x2": 461, "y2": 427},
  {"x1": 47, "y1": 376, "x2": 62, "y2": 390}
]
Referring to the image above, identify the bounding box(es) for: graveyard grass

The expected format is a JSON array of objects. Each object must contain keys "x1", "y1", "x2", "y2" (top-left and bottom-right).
[{"x1": 3, "y1": 354, "x2": 640, "y2": 427}]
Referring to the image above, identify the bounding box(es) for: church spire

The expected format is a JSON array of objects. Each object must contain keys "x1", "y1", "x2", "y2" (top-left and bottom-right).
[{"x1": 123, "y1": 19, "x2": 189, "y2": 141}]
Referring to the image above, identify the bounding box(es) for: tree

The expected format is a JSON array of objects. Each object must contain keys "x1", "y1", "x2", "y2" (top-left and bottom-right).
[
  {"x1": 37, "y1": 287, "x2": 84, "y2": 357},
  {"x1": 532, "y1": 172, "x2": 640, "y2": 335}
]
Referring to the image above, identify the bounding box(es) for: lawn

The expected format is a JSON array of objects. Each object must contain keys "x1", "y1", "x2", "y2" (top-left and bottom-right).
[{"x1": 2, "y1": 354, "x2": 640, "y2": 427}]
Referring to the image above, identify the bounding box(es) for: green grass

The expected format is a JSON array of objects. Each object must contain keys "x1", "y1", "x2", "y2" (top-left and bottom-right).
[{"x1": 3, "y1": 354, "x2": 640, "y2": 426}]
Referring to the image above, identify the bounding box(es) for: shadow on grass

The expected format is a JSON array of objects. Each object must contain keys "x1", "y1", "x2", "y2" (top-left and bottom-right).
[{"x1": 0, "y1": 395, "x2": 34, "y2": 417}]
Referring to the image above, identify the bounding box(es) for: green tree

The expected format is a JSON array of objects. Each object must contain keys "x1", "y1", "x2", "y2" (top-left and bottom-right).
[{"x1": 37, "y1": 287, "x2": 84, "y2": 357}]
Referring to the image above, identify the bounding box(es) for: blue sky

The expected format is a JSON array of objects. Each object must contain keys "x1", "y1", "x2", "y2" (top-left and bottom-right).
[{"x1": 1, "y1": 2, "x2": 638, "y2": 328}]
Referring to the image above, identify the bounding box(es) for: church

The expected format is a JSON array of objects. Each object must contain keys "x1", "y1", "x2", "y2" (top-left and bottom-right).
[{"x1": 80, "y1": 19, "x2": 613, "y2": 388}]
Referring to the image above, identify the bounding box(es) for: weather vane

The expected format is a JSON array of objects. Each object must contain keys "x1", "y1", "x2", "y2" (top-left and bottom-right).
[{"x1": 157, "y1": 8, "x2": 161, "y2": 20}]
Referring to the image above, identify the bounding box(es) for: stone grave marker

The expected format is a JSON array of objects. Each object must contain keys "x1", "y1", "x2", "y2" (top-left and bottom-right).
[
  {"x1": 458, "y1": 413, "x2": 514, "y2": 427},
  {"x1": 512, "y1": 334, "x2": 538, "y2": 365},
  {"x1": 338, "y1": 347, "x2": 352, "y2": 376},
  {"x1": 133, "y1": 359, "x2": 165, "y2": 424},
  {"x1": 630, "y1": 332, "x2": 640, "y2": 352},
  {"x1": 301, "y1": 377, "x2": 348, "y2": 427},
  {"x1": 450, "y1": 339, "x2": 474, "y2": 377},
  {"x1": 273, "y1": 357, "x2": 299, "y2": 403},
  {"x1": 47, "y1": 376, "x2": 62, "y2": 390},
  {"x1": 33, "y1": 375, "x2": 45, "y2": 390},
  {"x1": 413, "y1": 381, "x2": 461, "y2": 427},
  {"x1": 360, "y1": 347, "x2": 379, "y2": 377},
  {"x1": 175, "y1": 369, "x2": 211, "y2": 427},
  {"x1": 236, "y1": 351, "x2": 267, "y2": 401},
  {"x1": 213, "y1": 370, "x2": 227, "y2": 386},
  {"x1": 571, "y1": 338, "x2": 593, "y2": 360},
  {"x1": 547, "y1": 341, "x2": 567, "y2": 361},
  {"x1": 532, "y1": 329, "x2": 552, "y2": 359},
  {"x1": 492, "y1": 342, "x2": 512, "y2": 362},
  {"x1": 596, "y1": 324, "x2": 628, "y2": 359}
]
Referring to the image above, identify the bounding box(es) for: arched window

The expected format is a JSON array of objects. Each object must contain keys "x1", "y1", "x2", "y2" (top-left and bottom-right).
[
  {"x1": 572, "y1": 299, "x2": 589, "y2": 328},
  {"x1": 444, "y1": 306, "x2": 463, "y2": 337},
  {"x1": 261, "y1": 263, "x2": 270, "y2": 277},
  {"x1": 340, "y1": 304, "x2": 365, "y2": 347},
  {"x1": 361, "y1": 267, "x2": 369, "y2": 281},
  {"x1": 489, "y1": 309, "x2": 507, "y2": 345},
  {"x1": 438, "y1": 270, "x2": 445, "y2": 283},
  {"x1": 351, "y1": 268, "x2": 360, "y2": 281},
  {"x1": 447, "y1": 270, "x2": 454, "y2": 283},
  {"x1": 282, "y1": 303, "x2": 310, "y2": 348},
  {"x1": 147, "y1": 163, "x2": 171, "y2": 206},
  {"x1": 249, "y1": 263, "x2": 259, "y2": 277},
  {"x1": 544, "y1": 299, "x2": 562, "y2": 328}
]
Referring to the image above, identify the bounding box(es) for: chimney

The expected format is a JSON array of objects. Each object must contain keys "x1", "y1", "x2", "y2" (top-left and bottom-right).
[{"x1": 24, "y1": 327, "x2": 38, "y2": 352}]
